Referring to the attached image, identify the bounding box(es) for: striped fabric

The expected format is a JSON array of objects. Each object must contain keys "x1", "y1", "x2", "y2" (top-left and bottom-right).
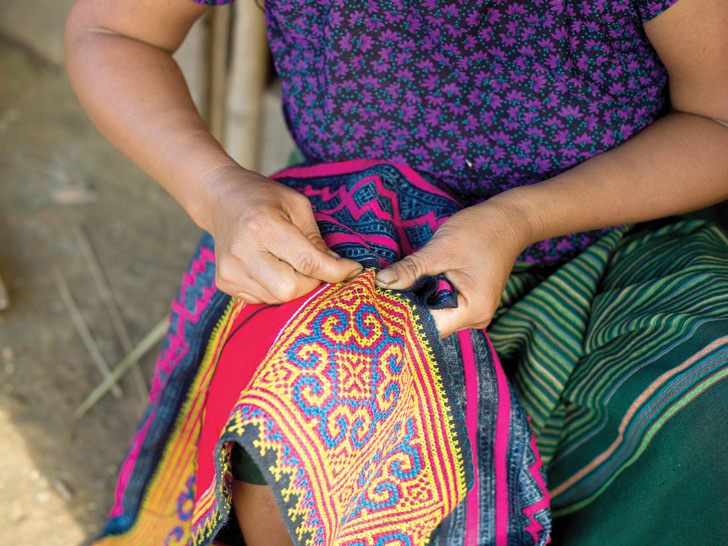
[{"x1": 489, "y1": 219, "x2": 728, "y2": 516}]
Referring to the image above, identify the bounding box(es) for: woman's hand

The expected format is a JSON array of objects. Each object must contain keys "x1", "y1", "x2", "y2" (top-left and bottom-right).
[
  {"x1": 374, "y1": 193, "x2": 537, "y2": 338},
  {"x1": 66, "y1": 0, "x2": 362, "y2": 305},
  {"x1": 199, "y1": 166, "x2": 362, "y2": 303}
]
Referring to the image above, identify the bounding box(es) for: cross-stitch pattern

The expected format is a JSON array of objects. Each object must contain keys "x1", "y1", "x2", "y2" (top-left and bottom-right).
[
  {"x1": 192, "y1": 271, "x2": 472, "y2": 545},
  {"x1": 95, "y1": 161, "x2": 551, "y2": 546}
]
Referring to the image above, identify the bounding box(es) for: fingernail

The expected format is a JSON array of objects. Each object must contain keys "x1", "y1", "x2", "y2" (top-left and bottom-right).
[
  {"x1": 327, "y1": 249, "x2": 342, "y2": 258},
  {"x1": 346, "y1": 265, "x2": 363, "y2": 279},
  {"x1": 376, "y1": 269, "x2": 398, "y2": 285}
]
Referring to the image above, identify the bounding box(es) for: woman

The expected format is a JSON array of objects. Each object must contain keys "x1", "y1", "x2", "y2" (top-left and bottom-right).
[{"x1": 65, "y1": 0, "x2": 728, "y2": 544}]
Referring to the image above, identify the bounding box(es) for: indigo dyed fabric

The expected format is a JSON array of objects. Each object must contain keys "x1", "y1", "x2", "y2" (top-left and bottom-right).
[
  {"x1": 95, "y1": 162, "x2": 728, "y2": 546},
  {"x1": 96, "y1": 161, "x2": 551, "y2": 546}
]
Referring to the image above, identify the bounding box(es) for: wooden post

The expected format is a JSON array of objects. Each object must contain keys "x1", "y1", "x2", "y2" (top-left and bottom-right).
[
  {"x1": 224, "y1": 1, "x2": 269, "y2": 171},
  {"x1": 0, "y1": 272, "x2": 8, "y2": 310},
  {"x1": 174, "y1": 9, "x2": 212, "y2": 127},
  {"x1": 208, "y1": 5, "x2": 232, "y2": 141}
]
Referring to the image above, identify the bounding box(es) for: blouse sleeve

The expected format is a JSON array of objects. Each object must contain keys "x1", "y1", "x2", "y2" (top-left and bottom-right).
[{"x1": 636, "y1": 0, "x2": 681, "y2": 22}]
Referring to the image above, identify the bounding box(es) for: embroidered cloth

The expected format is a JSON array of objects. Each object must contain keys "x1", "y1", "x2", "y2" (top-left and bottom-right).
[{"x1": 96, "y1": 161, "x2": 551, "y2": 546}]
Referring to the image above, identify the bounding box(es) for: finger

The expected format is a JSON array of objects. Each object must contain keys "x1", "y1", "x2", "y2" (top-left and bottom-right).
[
  {"x1": 252, "y1": 253, "x2": 324, "y2": 302},
  {"x1": 217, "y1": 249, "x2": 299, "y2": 304},
  {"x1": 215, "y1": 267, "x2": 281, "y2": 304},
  {"x1": 287, "y1": 199, "x2": 361, "y2": 277},
  {"x1": 268, "y1": 220, "x2": 362, "y2": 283},
  {"x1": 236, "y1": 292, "x2": 266, "y2": 305},
  {"x1": 308, "y1": 232, "x2": 344, "y2": 260},
  {"x1": 429, "y1": 306, "x2": 464, "y2": 339},
  {"x1": 431, "y1": 287, "x2": 494, "y2": 338},
  {"x1": 375, "y1": 249, "x2": 442, "y2": 290}
]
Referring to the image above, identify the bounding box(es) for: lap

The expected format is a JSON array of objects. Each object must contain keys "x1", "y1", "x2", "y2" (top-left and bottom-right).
[
  {"x1": 489, "y1": 219, "x2": 728, "y2": 517},
  {"x1": 552, "y1": 378, "x2": 728, "y2": 544}
]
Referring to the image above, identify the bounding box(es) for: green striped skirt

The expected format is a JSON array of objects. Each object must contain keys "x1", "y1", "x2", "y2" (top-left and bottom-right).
[{"x1": 490, "y1": 218, "x2": 728, "y2": 544}]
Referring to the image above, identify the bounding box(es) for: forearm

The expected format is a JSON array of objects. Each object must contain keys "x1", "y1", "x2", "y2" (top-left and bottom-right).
[
  {"x1": 65, "y1": 20, "x2": 239, "y2": 231},
  {"x1": 498, "y1": 112, "x2": 728, "y2": 246}
]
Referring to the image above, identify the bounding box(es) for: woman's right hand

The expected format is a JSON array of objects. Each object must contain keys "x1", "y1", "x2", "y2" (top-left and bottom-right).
[
  {"x1": 66, "y1": 0, "x2": 362, "y2": 305},
  {"x1": 198, "y1": 166, "x2": 362, "y2": 304}
]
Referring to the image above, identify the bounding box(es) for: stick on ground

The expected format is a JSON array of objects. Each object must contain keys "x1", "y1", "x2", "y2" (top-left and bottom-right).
[
  {"x1": 52, "y1": 265, "x2": 123, "y2": 399},
  {"x1": 75, "y1": 317, "x2": 169, "y2": 418},
  {"x1": 73, "y1": 226, "x2": 149, "y2": 401}
]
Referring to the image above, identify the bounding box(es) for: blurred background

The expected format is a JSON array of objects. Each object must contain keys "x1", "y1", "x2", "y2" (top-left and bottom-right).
[{"x1": 0, "y1": 2, "x2": 294, "y2": 544}]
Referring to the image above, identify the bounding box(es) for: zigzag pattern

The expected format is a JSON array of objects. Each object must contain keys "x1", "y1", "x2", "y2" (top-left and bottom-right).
[
  {"x1": 99, "y1": 161, "x2": 553, "y2": 546},
  {"x1": 522, "y1": 424, "x2": 550, "y2": 544},
  {"x1": 109, "y1": 240, "x2": 220, "y2": 520},
  {"x1": 275, "y1": 163, "x2": 461, "y2": 268},
  {"x1": 154, "y1": 245, "x2": 218, "y2": 394}
]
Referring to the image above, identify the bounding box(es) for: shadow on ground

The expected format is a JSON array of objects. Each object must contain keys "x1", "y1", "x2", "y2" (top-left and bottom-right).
[
  {"x1": 0, "y1": 35, "x2": 205, "y2": 544},
  {"x1": 0, "y1": 34, "x2": 293, "y2": 544}
]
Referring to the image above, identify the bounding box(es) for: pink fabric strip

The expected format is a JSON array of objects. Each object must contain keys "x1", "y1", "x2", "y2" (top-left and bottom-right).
[
  {"x1": 274, "y1": 159, "x2": 459, "y2": 202},
  {"x1": 487, "y1": 334, "x2": 511, "y2": 546},
  {"x1": 458, "y1": 330, "x2": 480, "y2": 544},
  {"x1": 523, "y1": 419, "x2": 550, "y2": 544}
]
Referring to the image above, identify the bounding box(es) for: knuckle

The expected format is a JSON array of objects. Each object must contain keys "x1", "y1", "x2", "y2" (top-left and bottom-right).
[
  {"x1": 471, "y1": 308, "x2": 494, "y2": 330},
  {"x1": 308, "y1": 233, "x2": 326, "y2": 248},
  {"x1": 226, "y1": 238, "x2": 250, "y2": 262},
  {"x1": 215, "y1": 264, "x2": 253, "y2": 296},
  {"x1": 473, "y1": 318, "x2": 492, "y2": 330},
  {"x1": 240, "y1": 293, "x2": 262, "y2": 304},
  {"x1": 293, "y1": 252, "x2": 318, "y2": 276},
  {"x1": 214, "y1": 275, "x2": 235, "y2": 297},
  {"x1": 244, "y1": 206, "x2": 273, "y2": 236},
  {"x1": 290, "y1": 191, "x2": 312, "y2": 210},
  {"x1": 398, "y1": 255, "x2": 422, "y2": 279},
  {"x1": 272, "y1": 278, "x2": 300, "y2": 302},
  {"x1": 215, "y1": 263, "x2": 234, "y2": 285}
]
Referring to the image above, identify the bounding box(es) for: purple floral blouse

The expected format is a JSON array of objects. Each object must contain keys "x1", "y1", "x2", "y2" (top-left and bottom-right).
[{"x1": 194, "y1": 0, "x2": 681, "y2": 262}]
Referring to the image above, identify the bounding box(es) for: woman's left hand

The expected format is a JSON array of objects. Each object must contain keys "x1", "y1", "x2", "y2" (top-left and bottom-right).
[{"x1": 374, "y1": 193, "x2": 537, "y2": 338}]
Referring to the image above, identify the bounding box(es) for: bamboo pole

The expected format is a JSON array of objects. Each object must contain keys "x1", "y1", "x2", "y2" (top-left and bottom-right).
[
  {"x1": 0, "y1": 272, "x2": 8, "y2": 311},
  {"x1": 224, "y1": 1, "x2": 269, "y2": 171}
]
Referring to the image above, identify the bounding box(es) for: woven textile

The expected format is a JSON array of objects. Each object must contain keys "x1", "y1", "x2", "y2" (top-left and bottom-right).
[
  {"x1": 95, "y1": 161, "x2": 551, "y2": 546},
  {"x1": 93, "y1": 159, "x2": 728, "y2": 544},
  {"x1": 193, "y1": 271, "x2": 472, "y2": 545},
  {"x1": 110, "y1": 2, "x2": 727, "y2": 538},
  {"x1": 489, "y1": 220, "x2": 728, "y2": 517}
]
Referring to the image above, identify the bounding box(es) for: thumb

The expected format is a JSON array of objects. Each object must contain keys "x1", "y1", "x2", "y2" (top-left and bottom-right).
[
  {"x1": 285, "y1": 204, "x2": 362, "y2": 281},
  {"x1": 375, "y1": 250, "x2": 441, "y2": 290}
]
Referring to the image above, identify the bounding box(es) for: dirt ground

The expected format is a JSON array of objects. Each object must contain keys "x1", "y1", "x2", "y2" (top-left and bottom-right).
[{"x1": 0, "y1": 35, "x2": 293, "y2": 545}]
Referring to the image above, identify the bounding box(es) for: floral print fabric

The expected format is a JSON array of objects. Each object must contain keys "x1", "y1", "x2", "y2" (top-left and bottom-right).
[{"x1": 193, "y1": 0, "x2": 680, "y2": 262}]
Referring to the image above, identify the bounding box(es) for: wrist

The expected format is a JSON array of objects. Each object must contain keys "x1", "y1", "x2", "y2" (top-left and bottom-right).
[
  {"x1": 190, "y1": 163, "x2": 251, "y2": 234},
  {"x1": 480, "y1": 188, "x2": 546, "y2": 251}
]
